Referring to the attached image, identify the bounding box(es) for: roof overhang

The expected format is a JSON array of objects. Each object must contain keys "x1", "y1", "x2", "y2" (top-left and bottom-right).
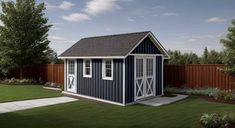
[{"x1": 58, "y1": 56, "x2": 125, "y2": 59}]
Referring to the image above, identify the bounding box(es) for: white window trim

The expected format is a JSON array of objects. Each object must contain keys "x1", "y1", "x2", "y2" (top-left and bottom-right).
[
  {"x1": 102, "y1": 59, "x2": 113, "y2": 80},
  {"x1": 83, "y1": 59, "x2": 92, "y2": 78}
]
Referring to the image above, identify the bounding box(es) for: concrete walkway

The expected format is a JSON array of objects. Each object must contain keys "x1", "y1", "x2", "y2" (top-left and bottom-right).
[
  {"x1": 138, "y1": 95, "x2": 188, "y2": 106},
  {"x1": 0, "y1": 97, "x2": 78, "y2": 114}
]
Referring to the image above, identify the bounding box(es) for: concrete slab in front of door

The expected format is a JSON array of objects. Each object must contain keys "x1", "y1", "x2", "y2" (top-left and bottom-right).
[{"x1": 137, "y1": 95, "x2": 188, "y2": 106}]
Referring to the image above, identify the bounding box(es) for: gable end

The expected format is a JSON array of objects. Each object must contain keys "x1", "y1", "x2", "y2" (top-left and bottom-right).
[{"x1": 131, "y1": 36, "x2": 162, "y2": 54}]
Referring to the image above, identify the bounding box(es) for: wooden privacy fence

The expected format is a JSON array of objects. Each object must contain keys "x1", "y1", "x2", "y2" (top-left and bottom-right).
[
  {"x1": 9, "y1": 64, "x2": 64, "y2": 85},
  {"x1": 164, "y1": 65, "x2": 235, "y2": 90},
  {"x1": 8, "y1": 64, "x2": 235, "y2": 90}
]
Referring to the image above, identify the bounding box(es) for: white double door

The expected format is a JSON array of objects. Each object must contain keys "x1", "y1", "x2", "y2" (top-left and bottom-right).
[
  {"x1": 135, "y1": 56, "x2": 155, "y2": 100},
  {"x1": 66, "y1": 60, "x2": 77, "y2": 93}
]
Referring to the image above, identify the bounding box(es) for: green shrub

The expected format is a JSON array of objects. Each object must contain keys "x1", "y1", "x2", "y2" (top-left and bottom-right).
[
  {"x1": 212, "y1": 89, "x2": 234, "y2": 100},
  {"x1": 165, "y1": 87, "x2": 218, "y2": 97},
  {"x1": 200, "y1": 113, "x2": 232, "y2": 128},
  {"x1": 0, "y1": 78, "x2": 40, "y2": 85},
  {"x1": 165, "y1": 87, "x2": 235, "y2": 100}
]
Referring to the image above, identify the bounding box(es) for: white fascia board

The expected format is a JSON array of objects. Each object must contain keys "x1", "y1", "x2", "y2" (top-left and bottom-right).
[{"x1": 58, "y1": 56, "x2": 125, "y2": 59}]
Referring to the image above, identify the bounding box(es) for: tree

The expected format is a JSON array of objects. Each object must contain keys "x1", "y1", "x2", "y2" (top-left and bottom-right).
[
  {"x1": 167, "y1": 50, "x2": 200, "y2": 65},
  {"x1": 45, "y1": 49, "x2": 64, "y2": 64},
  {"x1": 182, "y1": 52, "x2": 200, "y2": 64},
  {"x1": 206, "y1": 50, "x2": 223, "y2": 64},
  {"x1": 0, "y1": 0, "x2": 52, "y2": 78},
  {"x1": 220, "y1": 19, "x2": 235, "y2": 74},
  {"x1": 167, "y1": 50, "x2": 183, "y2": 64},
  {"x1": 201, "y1": 47, "x2": 209, "y2": 64},
  {"x1": 201, "y1": 47, "x2": 223, "y2": 64}
]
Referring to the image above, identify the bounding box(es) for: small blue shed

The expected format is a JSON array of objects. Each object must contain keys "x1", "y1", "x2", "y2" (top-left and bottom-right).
[{"x1": 59, "y1": 31, "x2": 169, "y2": 106}]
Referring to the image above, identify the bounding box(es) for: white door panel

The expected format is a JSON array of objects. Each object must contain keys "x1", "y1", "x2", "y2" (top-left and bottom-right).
[
  {"x1": 67, "y1": 60, "x2": 77, "y2": 93},
  {"x1": 135, "y1": 56, "x2": 155, "y2": 100}
]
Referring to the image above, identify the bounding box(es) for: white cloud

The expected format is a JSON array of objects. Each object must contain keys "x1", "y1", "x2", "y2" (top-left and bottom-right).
[
  {"x1": 48, "y1": 35, "x2": 76, "y2": 54},
  {"x1": 58, "y1": 1, "x2": 75, "y2": 10},
  {"x1": 46, "y1": 1, "x2": 75, "y2": 10},
  {"x1": 51, "y1": 26, "x2": 63, "y2": 31},
  {"x1": 152, "y1": 5, "x2": 165, "y2": 9},
  {"x1": 162, "y1": 12, "x2": 179, "y2": 16},
  {"x1": 84, "y1": 0, "x2": 119, "y2": 16},
  {"x1": 105, "y1": 27, "x2": 112, "y2": 31},
  {"x1": 45, "y1": 2, "x2": 57, "y2": 9},
  {"x1": 52, "y1": 22, "x2": 64, "y2": 25},
  {"x1": 127, "y1": 18, "x2": 135, "y2": 22},
  {"x1": 49, "y1": 22, "x2": 64, "y2": 30},
  {"x1": 188, "y1": 38, "x2": 197, "y2": 42},
  {"x1": 206, "y1": 17, "x2": 226, "y2": 23},
  {"x1": 62, "y1": 13, "x2": 90, "y2": 22},
  {"x1": 49, "y1": 36, "x2": 65, "y2": 41}
]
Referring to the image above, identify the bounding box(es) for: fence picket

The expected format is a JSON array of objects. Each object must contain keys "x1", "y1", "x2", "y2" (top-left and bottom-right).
[{"x1": 164, "y1": 64, "x2": 235, "y2": 90}]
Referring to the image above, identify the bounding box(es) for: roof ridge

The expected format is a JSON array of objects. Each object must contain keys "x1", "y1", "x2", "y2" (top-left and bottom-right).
[{"x1": 82, "y1": 31, "x2": 151, "y2": 40}]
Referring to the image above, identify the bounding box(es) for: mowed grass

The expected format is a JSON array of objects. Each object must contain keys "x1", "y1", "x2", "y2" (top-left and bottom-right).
[
  {"x1": 0, "y1": 84, "x2": 62, "y2": 102},
  {"x1": 0, "y1": 97, "x2": 234, "y2": 128}
]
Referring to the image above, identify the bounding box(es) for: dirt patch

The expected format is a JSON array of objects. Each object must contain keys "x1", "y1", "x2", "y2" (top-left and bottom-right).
[{"x1": 202, "y1": 96, "x2": 235, "y2": 104}]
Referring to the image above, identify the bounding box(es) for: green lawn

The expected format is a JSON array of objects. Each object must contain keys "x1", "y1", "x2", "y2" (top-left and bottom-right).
[
  {"x1": 0, "y1": 97, "x2": 234, "y2": 128},
  {"x1": 0, "y1": 84, "x2": 61, "y2": 102}
]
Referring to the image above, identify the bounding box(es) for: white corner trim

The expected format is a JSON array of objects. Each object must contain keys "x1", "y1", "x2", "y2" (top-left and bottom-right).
[
  {"x1": 161, "y1": 56, "x2": 164, "y2": 95},
  {"x1": 122, "y1": 59, "x2": 125, "y2": 105},
  {"x1": 134, "y1": 56, "x2": 137, "y2": 101},
  {"x1": 58, "y1": 56, "x2": 125, "y2": 59},
  {"x1": 62, "y1": 91, "x2": 125, "y2": 106},
  {"x1": 102, "y1": 59, "x2": 113, "y2": 80},
  {"x1": 83, "y1": 59, "x2": 92, "y2": 78},
  {"x1": 64, "y1": 59, "x2": 66, "y2": 91}
]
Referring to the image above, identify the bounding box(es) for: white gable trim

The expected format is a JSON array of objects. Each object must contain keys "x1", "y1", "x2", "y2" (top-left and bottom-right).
[
  {"x1": 124, "y1": 32, "x2": 170, "y2": 59},
  {"x1": 59, "y1": 56, "x2": 125, "y2": 59},
  {"x1": 148, "y1": 32, "x2": 170, "y2": 59}
]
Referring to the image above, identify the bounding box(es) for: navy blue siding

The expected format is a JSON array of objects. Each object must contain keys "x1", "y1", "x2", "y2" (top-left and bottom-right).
[
  {"x1": 132, "y1": 36, "x2": 162, "y2": 54},
  {"x1": 77, "y1": 59, "x2": 123, "y2": 103},
  {"x1": 155, "y1": 56, "x2": 163, "y2": 95},
  {"x1": 125, "y1": 56, "x2": 134, "y2": 104}
]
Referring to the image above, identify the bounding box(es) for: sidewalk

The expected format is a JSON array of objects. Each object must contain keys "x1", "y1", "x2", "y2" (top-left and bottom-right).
[{"x1": 0, "y1": 97, "x2": 78, "y2": 114}]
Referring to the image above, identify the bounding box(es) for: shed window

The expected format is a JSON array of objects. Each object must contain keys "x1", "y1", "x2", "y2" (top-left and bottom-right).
[
  {"x1": 102, "y1": 59, "x2": 113, "y2": 80},
  {"x1": 83, "y1": 59, "x2": 92, "y2": 78}
]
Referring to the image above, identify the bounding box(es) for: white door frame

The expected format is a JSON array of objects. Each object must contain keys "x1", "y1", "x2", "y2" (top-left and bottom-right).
[
  {"x1": 134, "y1": 56, "x2": 155, "y2": 101},
  {"x1": 66, "y1": 59, "x2": 77, "y2": 93}
]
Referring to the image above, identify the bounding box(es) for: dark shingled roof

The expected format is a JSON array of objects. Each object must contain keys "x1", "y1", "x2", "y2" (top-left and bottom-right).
[{"x1": 59, "y1": 31, "x2": 159, "y2": 57}]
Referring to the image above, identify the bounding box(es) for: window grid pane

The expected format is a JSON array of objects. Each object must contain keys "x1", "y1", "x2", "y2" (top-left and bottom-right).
[
  {"x1": 106, "y1": 69, "x2": 111, "y2": 77},
  {"x1": 84, "y1": 60, "x2": 91, "y2": 76},
  {"x1": 68, "y1": 60, "x2": 75, "y2": 74},
  {"x1": 104, "y1": 60, "x2": 112, "y2": 78},
  {"x1": 146, "y1": 59, "x2": 153, "y2": 76},
  {"x1": 136, "y1": 59, "x2": 143, "y2": 77}
]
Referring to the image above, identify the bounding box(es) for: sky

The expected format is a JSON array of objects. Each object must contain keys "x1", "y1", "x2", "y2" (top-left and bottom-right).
[{"x1": 39, "y1": 0, "x2": 235, "y2": 56}]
